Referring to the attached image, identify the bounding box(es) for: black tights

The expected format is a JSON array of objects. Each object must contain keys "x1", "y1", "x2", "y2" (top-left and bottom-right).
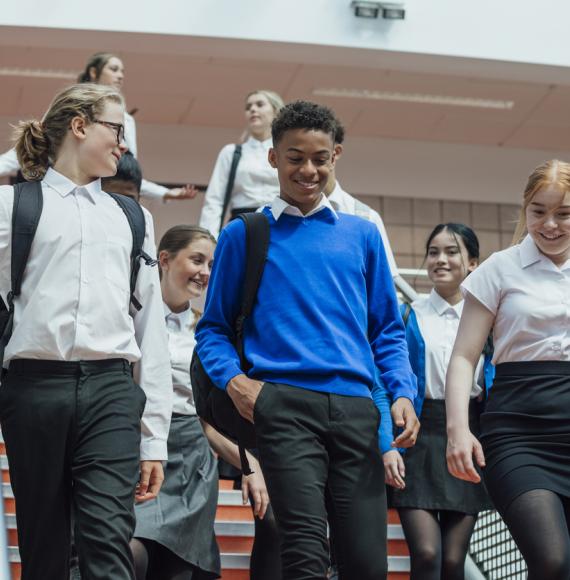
[
  {"x1": 131, "y1": 537, "x2": 202, "y2": 580},
  {"x1": 398, "y1": 508, "x2": 477, "y2": 580},
  {"x1": 501, "y1": 489, "x2": 570, "y2": 580}
]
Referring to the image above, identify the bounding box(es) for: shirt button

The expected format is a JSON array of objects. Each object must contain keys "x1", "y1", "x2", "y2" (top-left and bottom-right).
[{"x1": 552, "y1": 344, "x2": 561, "y2": 351}]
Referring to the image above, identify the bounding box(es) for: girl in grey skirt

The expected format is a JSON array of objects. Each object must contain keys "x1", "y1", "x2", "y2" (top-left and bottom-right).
[{"x1": 131, "y1": 225, "x2": 269, "y2": 580}]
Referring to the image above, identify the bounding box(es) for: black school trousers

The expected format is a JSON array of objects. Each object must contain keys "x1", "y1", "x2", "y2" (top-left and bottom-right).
[
  {"x1": 253, "y1": 382, "x2": 388, "y2": 580},
  {"x1": 0, "y1": 358, "x2": 146, "y2": 580}
]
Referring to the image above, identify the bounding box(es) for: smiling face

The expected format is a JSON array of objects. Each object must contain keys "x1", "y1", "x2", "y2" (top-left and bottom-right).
[
  {"x1": 426, "y1": 229, "x2": 478, "y2": 293},
  {"x1": 526, "y1": 185, "x2": 570, "y2": 265},
  {"x1": 268, "y1": 128, "x2": 335, "y2": 214},
  {"x1": 245, "y1": 92, "x2": 276, "y2": 139},
  {"x1": 160, "y1": 237, "x2": 215, "y2": 309},
  {"x1": 92, "y1": 56, "x2": 125, "y2": 90}
]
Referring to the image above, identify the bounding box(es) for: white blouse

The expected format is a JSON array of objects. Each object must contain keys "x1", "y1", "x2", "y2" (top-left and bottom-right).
[
  {"x1": 462, "y1": 234, "x2": 570, "y2": 364},
  {"x1": 414, "y1": 290, "x2": 483, "y2": 400},
  {"x1": 164, "y1": 304, "x2": 198, "y2": 416},
  {"x1": 0, "y1": 168, "x2": 173, "y2": 460},
  {"x1": 199, "y1": 136, "x2": 280, "y2": 237}
]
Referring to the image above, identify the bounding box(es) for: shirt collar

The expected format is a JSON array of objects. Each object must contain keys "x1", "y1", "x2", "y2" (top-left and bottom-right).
[
  {"x1": 327, "y1": 181, "x2": 345, "y2": 209},
  {"x1": 519, "y1": 234, "x2": 543, "y2": 268},
  {"x1": 518, "y1": 233, "x2": 570, "y2": 271},
  {"x1": 163, "y1": 302, "x2": 192, "y2": 330},
  {"x1": 43, "y1": 167, "x2": 103, "y2": 204},
  {"x1": 244, "y1": 135, "x2": 273, "y2": 150},
  {"x1": 269, "y1": 194, "x2": 339, "y2": 221},
  {"x1": 429, "y1": 288, "x2": 463, "y2": 317}
]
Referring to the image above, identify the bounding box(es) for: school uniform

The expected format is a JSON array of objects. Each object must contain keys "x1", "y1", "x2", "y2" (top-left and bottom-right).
[
  {"x1": 380, "y1": 291, "x2": 493, "y2": 514},
  {"x1": 196, "y1": 195, "x2": 417, "y2": 580},
  {"x1": 328, "y1": 180, "x2": 398, "y2": 278},
  {"x1": 462, "y1": 234, "x2": 570, "y2": 515},
  {"x1": 0, "y1": 168, "x2": 172, "y2": 580},
  {"x1": 134, "y1": 305, "x2": 220, "y2": 579},
  {"x1": 199, "y1": 137, "x2": 280, "y2": 237},
  {"x1": 0, "y1": 112, "x2": 168, "y2": 201}
]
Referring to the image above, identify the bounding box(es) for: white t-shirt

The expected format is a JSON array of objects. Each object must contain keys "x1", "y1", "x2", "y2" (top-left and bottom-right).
[
  {"x1": 462, "y1": 234, "x2": 570, "y2": 364},
  {"x1": 413, "y1": 290, "x2": 483, "y2": 399}
]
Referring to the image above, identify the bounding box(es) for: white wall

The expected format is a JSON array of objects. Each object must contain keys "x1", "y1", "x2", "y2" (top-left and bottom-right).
[{"x1": 3, "y1": 0, "x2": 570, "y2": 70}]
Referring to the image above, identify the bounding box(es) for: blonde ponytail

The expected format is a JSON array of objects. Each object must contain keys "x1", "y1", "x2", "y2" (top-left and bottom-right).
[{"x1": 13, "y1": 120, "x2": 50, "y2": 181}]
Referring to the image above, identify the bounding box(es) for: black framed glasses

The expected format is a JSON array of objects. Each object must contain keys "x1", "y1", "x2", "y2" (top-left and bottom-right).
[{"x1": 93, "y1": 120, "x2": 125, "y2": 145}]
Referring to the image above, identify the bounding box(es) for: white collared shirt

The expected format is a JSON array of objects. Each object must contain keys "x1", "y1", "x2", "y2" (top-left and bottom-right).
[
  {"x1": 0, "y1": 168, "x2": 173, "y2": 460},
  {"x1": 328, "y1": 181, "x2": 398, "y2": 277},
  {"x1": 462, "y1": 234, "x2": 570, "y2": 364},
  {"x1": 413, "y1": 290, "x2": 483, "y2": 399},
  {"x1": 0, "y1": 112, "x2": 168, "y2": 201},
  {"x1": 164, "y1": 303, "x2": 198, "y2": 416},
  {"x1": 269, "y1": 193, "x2": 338, "y2": 221},
  {"x1": 199, "y1": 136, "x2": 280, "y2": 237}
]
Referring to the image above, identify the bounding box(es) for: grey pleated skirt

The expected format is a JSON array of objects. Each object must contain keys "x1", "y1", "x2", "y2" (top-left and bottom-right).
[
  {"x1": 391, "y1": 399, "x2": 493, "y2": 514},
  {"x1": 134, "y1": 413, "x2": 221, "y2": 578}
]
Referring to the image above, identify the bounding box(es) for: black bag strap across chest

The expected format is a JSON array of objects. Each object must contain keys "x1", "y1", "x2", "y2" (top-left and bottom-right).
[
  {"x1": 0, "y1": 181, "x2": 44, "y2": 364},
  {"x1": 107, "y1": 192, "x2": 158, "y2": 311},
  {"x1": 220, "y1": 144, "x2": 243, "y2": 231}
]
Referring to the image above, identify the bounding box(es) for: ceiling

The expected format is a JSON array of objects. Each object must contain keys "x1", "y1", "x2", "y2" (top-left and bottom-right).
[{"x1": 0, "y1": 29, "x2": 569, "y2": 153}]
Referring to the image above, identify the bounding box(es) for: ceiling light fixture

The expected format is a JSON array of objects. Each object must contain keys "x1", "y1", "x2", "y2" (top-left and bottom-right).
[
  {"x1": 0, "y1": 67, "x2": 77, "y2": 80},
  {"x1": 313, "y1": 87, "x2": 515, "y2": 110},
  {"x1": 351, "y1": 1, "x2": 405, "y2": 20}
]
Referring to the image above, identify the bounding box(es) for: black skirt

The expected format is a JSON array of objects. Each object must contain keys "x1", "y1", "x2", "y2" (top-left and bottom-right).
[
  {"x1": 391, "y1": 399, "x2": 492, "y2": 514},
  {"x1": 480, "y1": 361, "x2": 570, "y2": 515}
]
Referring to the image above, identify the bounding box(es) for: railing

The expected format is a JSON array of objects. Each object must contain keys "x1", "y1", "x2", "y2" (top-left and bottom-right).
[{"x1": 0, "y1": 433, "x2": 10, "y2": 580}]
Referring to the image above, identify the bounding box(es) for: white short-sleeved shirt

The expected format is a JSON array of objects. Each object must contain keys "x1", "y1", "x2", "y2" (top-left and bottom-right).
[
  {"x1": 462, "y1": 234, "x2": 570, "y2": 364},
  {"x1": 413, "y1": 290, "x2": 483, "y2": 399},
  {"x1": 164, "y1": 303, "x2": 198, "y2": 416}
]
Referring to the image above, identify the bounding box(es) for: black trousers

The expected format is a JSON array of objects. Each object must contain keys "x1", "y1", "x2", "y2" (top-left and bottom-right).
[
  {"x1": 0, "y1": 359, "x2": 146, "y2": 580},
  {"x1": 253, "y1": 383, "x2": 388, "y2": 580}
]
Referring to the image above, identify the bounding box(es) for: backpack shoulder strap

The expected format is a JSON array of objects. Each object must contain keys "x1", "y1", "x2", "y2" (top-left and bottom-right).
[
  {"x1": 11, "y1": 181, "x2": 43, "y2": 298},
  {"x1": 234, "y1": 212, "x2": 270, "y2": 363},
  {"x1": 220, "y1": 144, "x2": 243, "y2": 231},
  {"x1": 107, "y1": 192, "x2": 157, "y2": 311}
]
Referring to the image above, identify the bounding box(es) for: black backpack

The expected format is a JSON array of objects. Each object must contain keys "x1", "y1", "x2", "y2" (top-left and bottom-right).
[
  {"x1": 190, "y1": 211, "x2": 270, "y2": 475},
  {"x1": 0, "y1": 180, "x2": 156, "y2": 364}
]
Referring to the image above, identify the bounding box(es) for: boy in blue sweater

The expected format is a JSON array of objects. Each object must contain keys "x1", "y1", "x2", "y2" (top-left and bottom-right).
[{"x1": 196, "y1": 101, "x2": 419, "y2": 580}]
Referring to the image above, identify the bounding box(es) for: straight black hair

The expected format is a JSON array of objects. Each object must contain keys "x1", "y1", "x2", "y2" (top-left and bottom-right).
[
  {"x1": 425, "y1": 223, "x2": 480, "y2": 260},
  {"x1": 101, "y1": 151, "x2": 142, "y2": 194}
]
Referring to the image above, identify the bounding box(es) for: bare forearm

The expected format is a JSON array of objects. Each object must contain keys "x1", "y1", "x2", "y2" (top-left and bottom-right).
[
  {"x1": 446, "y1": 355, "x2": 476, "y2": 433},
  {"x1": 201, "y1": 419, "x2": 256, "y2": 471}
]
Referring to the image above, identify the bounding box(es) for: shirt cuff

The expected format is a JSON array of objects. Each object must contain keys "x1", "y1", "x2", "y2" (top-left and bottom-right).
[{"x1": 140, "y1": 438, "x2": 168, "y2": 461}]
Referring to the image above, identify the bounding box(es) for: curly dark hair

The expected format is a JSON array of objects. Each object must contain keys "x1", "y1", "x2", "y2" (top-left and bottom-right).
[
  {"x1": 271, "y1": 100, "x2": 338, "y2": 145},
  {"x1": 334, "y1": 119, "x2": 345, "y2": 145}
]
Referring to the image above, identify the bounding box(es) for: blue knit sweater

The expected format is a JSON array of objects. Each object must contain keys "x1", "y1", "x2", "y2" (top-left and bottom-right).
[{"x1": 195, "y1": 206, "x2": 417, "y2": 402}]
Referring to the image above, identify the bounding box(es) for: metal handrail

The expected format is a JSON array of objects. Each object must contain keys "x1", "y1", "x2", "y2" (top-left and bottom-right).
[{"x1": 0, "y1": 432, "x2": 10, "y2": 580}]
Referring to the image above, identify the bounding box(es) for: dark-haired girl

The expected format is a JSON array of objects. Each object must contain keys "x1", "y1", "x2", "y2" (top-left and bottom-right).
[
  {"x1": 374, "y1": 223, "x2": 492, "y2": 580},
  {"x1": 131, "y1": 225, "x2": 269, "y2": 580},
  {"x1": 0, "y1": 52, "x2": 194, "y2": 202}
]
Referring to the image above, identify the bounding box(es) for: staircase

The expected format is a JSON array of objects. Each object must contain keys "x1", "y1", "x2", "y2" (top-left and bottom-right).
[{"x1": 1, "y1": 438, "x2": 410, "y2": 579}]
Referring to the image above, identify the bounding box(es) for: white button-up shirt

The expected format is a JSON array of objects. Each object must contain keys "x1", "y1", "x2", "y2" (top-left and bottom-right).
[
  {"x1": 462, "y1": 234, "x2": 570, "y2": 364},
  {"x1": 199, "y1": 136, "x2": 280, "y2": 237},
  {"x1": 414, "y1": 290, "x2": 483, "y2": 400},
  {"x1": 0, "y1": 168, "x2": 172, "y2": 459},
  {"x1": 0, "y1": 112, "x2": 168, "y2": 201},
  {"x1": 328, "y1": 181, "x2": 398, "y2": 277},
  {"x1": 269, "y1": 193, "x2": 338, "y2": 221},
  {"x1": 164, "y1": 303, "x2": 198, "y2": 416}
]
